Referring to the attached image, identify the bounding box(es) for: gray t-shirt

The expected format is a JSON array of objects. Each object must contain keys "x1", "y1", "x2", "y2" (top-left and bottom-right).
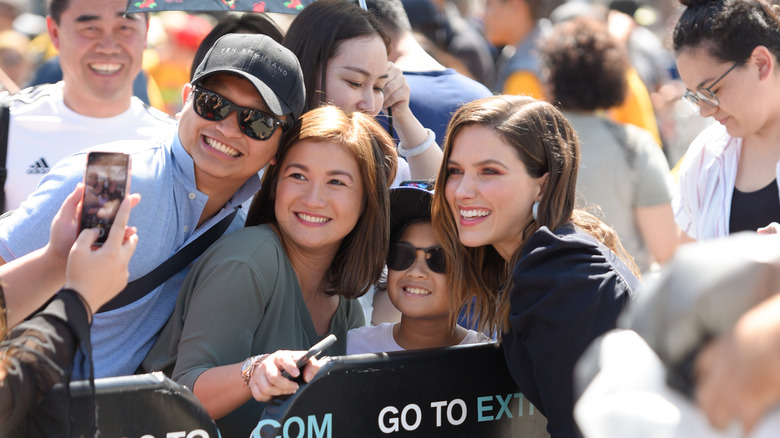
[
  {"x1": 567, "y1": 112, "x2": 674, "y2": 272},
  {"x1": 143, "y1": 224, "x2": 364, "y2": 437}
]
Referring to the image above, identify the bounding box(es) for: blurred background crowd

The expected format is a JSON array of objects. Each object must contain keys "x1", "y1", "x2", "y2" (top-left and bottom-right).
[{"x1": 0, "y1": 0, "x2": 710, "y2": 173}]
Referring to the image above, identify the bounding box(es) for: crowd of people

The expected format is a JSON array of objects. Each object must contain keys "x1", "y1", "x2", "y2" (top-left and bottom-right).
[{"x1": 1, "y1": 0, "x2": 780, "y2": 437}]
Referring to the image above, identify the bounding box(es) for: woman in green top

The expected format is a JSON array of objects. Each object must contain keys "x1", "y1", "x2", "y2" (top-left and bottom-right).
[{"x1": 143, "y1": 105, "x2": 398, "y2": 436}]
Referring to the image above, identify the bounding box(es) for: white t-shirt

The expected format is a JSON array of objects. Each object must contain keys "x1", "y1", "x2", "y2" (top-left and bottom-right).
[
  {"x1": 391, "y1": 158, "x2": 412, "y2": 188},
  {"x1": 5, "y1": 82, "x2": 174, "y2": 211},
  {"x1": 346, "y1": 322, "x2": 492, "y2": 354}
]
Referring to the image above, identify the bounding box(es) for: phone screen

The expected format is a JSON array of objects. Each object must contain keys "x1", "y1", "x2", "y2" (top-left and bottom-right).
[{"x1": 80, "y1": 152, "x2": 130, "y2": 246}]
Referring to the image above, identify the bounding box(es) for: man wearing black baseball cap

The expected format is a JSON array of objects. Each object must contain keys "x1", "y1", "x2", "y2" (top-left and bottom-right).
[{"x1": 0, "y1": 33, "x2": 306, "y2": 378}]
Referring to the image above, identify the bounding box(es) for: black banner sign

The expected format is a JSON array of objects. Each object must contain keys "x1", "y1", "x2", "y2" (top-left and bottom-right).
[{"x1": 254, "y1": 343, "x2": 549, "y2": 437}]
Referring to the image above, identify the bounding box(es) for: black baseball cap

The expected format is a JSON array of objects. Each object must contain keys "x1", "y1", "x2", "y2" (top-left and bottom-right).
[
  {"x1": 192, "y1": 33, "x2": 306, "y2": 123},
  {"x1": 390, "y1": 182, "x2": 435, "y2": 244}
]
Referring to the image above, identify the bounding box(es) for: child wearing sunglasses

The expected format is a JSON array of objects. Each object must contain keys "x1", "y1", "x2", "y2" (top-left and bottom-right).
[{"x1": 347, "y1": 185, "x2": 491, "y2": 354}]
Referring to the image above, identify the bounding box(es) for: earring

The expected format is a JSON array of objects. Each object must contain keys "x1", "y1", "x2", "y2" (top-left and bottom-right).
[{"x1": 532, "y1": 201, "x2": 539, "y2": 221}]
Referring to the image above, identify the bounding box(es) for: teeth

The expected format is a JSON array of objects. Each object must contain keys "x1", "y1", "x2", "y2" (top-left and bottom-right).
[
  {"x1": 206, "y1": 137, "x2": 240, "y2": 157},
  {"x1": 460, "y1": 209, "x2": 490, "y2": 218},
  {"x1": 298, "y1": 213, "x2": 330, "y2": 223},
  {"x1": 90, "y1": 63, "x2": 121, "y2": 74},
  {"x1": 404, "y1": 287, "x2": 431, "y2": 296}
]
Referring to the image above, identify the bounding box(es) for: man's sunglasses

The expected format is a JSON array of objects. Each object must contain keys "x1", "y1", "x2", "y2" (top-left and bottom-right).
[
  {"x1": 191, "y1": 86, "x2": 288, "y2": 141},
  {"x1": 387, "y1": 242, "x2": 446, "y2": 274}
]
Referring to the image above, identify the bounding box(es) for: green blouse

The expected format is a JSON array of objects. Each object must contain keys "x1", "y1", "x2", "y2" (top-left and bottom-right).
[{"x1": 142, "y1": 224, "x2": 364, "y2": 437}]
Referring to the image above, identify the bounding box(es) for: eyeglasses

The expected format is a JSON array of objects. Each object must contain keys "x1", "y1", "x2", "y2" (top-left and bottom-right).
[
  {"x1": 387, "y1": 242, "x2": 446, "y2": 274},
  {"x1": 681, "y1": 62, "x2": 740, "y2": 110},
  {"x1": 191, "y1": 86, "x2": 288, "y2": 141}
]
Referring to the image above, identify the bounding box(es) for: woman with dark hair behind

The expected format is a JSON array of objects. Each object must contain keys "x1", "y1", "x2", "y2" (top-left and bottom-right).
[
  {"x1": 672, "y1": 0, "x2": 780, "y2": 240},
  {"x1": 668, "y1": 0, "x2": 780, "y2": 431},
  {"x1": 143, "y1": 105, "x2": 397, "y2": 437},
  {"x1": 283, "y1": 0, "x2": 443, "y2": 182},
  {"x1": 432, "y1": 95, "x2": 638, "y2": 437},
  {"x1": 541, "y1": 17, "x2": 678, "y2": 273}
]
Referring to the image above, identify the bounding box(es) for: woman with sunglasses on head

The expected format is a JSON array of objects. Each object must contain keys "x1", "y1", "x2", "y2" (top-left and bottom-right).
[
  {"x1": 283, "y1": 0, "x2": 443, "y2": 184},
  {"x1": 143, "y1": 105, "x2": 397, "y2": 437},
  {"x1": 673, "y1": 0, "x2": 780, "y2": 241},
  {"x1": 432, "y1": 95, "x2": 639, "y2": 438},
  {"x1": 347, "y1": 184, "x2": 491, "y2": 354}
]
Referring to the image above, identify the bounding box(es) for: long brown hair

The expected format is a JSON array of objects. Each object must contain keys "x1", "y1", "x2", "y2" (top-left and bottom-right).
[
  {"x1": 246, "y1": 105, "x2": 398, "y2": 299},
  {"x1": 432, "y1": 95, "x2": 638, "y2": 334}
]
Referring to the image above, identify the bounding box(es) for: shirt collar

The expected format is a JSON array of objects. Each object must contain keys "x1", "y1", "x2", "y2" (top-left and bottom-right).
[{"x1": 170, "y1": 130, "x2": 263, "y2": 209}]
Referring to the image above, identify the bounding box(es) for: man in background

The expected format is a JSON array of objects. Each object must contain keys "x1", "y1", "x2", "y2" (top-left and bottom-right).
[{"x1": 1, "y1": 0, "x2": 173, "y2": 212}]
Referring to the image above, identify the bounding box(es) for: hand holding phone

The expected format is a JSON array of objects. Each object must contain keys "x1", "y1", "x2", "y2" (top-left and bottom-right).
[
  {"x1": 80, "y1": 152, "x2": 131, "y2": 246},
  {"x1": 281, "y1": 334, "x2": 337, "y2": 380}
]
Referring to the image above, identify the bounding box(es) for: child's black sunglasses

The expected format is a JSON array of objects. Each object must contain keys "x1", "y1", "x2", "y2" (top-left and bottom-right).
[{"x1": 387, "y1": 243, "x2": 446, "y2": 274}]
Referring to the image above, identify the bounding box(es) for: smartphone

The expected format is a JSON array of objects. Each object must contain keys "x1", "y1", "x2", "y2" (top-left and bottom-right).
[
  {"x1": 79, "y1": 152, "x2": 131, "y2": 246},
  {"x1": 281, "y1": 334, "x2": 337, "y2": 379}
]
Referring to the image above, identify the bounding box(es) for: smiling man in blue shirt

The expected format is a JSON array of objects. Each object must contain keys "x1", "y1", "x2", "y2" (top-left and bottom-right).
[{"x1": 0, "y1": 33, "x2": 305, "y2": 377}]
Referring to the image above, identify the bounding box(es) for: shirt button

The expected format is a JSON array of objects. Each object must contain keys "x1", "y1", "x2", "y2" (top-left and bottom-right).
[
  {"x1": 183, "y1": 225, "x2": 189, "y2": 233},
  {"x1": 188, "y1": 192, "x2": 196, "y2": 200}
]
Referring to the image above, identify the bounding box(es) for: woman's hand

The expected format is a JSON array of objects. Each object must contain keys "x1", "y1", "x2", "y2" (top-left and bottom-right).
[
  {"x1": 757, "y1": 222, "x2": 780, "y2": 234},
  {"x1": 64, "y1": 193, "x2": 140, "y2": 312},
  {"x1": 382, "y1": 62, "x2": 412, "y2": 115},
  {"x1": 247, "y1": 350, "x2": 324, "y2": 402},
  {"x1": 46, "y1": 184, "x2": 85, "y2": 267},
  {"x1": 380, "y1": 62, "x2": 443, "y2": 179}
]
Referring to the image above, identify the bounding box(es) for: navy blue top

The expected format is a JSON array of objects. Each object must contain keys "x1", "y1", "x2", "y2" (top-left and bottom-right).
[{"x1": 503, "y1": 224, "x2": 637, "y2": 438}]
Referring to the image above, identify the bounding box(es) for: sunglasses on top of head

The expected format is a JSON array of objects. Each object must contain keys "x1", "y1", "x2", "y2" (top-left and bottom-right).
[
  {"x1": 191, "y1": 86, "x2": 288, "y2": 141},
  {"x1": 387, "y1": 242, "x2": 446, "y2": 274}
]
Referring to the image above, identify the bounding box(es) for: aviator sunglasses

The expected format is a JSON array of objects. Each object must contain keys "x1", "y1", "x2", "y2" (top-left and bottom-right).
[
  {"x1": 387, "y1": 242, "x2": 446, "y2": 274},
  {"x1": 191, "y1": 86, "x2": 288, "y2": 141}
]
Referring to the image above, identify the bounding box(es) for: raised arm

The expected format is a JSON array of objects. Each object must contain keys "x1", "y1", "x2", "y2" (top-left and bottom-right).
[{"x1": 382, "y1": 62, "x2": 443, "y2": 180}]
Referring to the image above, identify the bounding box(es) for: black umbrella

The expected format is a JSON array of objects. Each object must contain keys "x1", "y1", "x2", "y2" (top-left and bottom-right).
[{"x1": 125, "y1": 0, "x2": 316, "y2": 14}]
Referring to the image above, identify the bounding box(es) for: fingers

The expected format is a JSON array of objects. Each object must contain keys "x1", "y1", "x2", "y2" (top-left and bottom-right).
[
  {"x1": 383, "y1": 86, "x2": 405, "y2": 110},
  {"x1": 48, "y1": 184, "x2": 86, "y2": 261},
  {"x1": 72, "y1": 227, "x2": 101, "y2": 251},
  {"x1": 301, "y1": 356, "x2": 324, "y2": 382},
  {"x1": 246, "y1": 350, "x2": 328, "y2": 403},
  {"x1": 757, "y1": 222, "x2": 780, "y2": 234},
  {"x1": 123, "y1": 226, "x2": 138, "y2": 243},
  {"x1": 382, "y1": 62, "x2": 410, "y2": 111},
  {"x1": 248, "y1": 353, "x2": 300, "y2": 402},
  {"x1": 103, "y1": 193, "x2": 140, "y2": 249},
  {"x1": 60, "y1": 184, "x2": 85, "y2": 222}
]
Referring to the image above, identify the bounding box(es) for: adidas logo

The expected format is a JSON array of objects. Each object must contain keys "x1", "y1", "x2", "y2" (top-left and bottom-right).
[{"x1": 27, "y1": 158, "x2": 50, "y2": 175}]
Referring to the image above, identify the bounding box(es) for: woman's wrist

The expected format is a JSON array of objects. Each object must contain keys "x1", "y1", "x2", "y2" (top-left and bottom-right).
[
  {"x1": 398, "y1": 128, "x2": 436, "y2": 158},
  {"x1": 59, "y1": 287, "x2": 93, "y2": 323},
  {"x1": 241, "y1": 354, "x2": 269, "y2": 386}
]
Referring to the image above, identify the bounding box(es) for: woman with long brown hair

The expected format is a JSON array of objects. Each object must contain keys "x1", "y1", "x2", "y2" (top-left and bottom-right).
[{"x1": 432, "y1": 95, "x2": 638, "y2": 438}]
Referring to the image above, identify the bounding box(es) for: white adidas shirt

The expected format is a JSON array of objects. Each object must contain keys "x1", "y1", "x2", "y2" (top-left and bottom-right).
[{"x1": 5, "y1": 82, "x2": 174, "y2": 211}]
